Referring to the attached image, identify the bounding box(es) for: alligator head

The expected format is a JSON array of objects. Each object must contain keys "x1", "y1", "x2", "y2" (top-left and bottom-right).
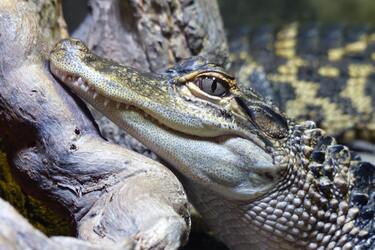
[
  {"x1": 49, "y1": 39, "x2": 291, "y2": 200},
  {"x1": 50, "y1": 39, "x2": 374, "y2": 249}
]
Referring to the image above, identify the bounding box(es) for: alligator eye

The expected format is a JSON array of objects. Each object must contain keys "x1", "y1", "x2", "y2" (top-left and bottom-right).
[{"x1": 195, "y1": 76, "x2": 229, "y2": 97}]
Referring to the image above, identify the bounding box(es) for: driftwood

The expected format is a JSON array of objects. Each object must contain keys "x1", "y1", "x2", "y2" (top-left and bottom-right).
[
  {"x1": 0, "y1": 198, "x2": 133, "y2": 249},
  {"x1": 0, "y1": 0, "x2": 228, "y2": 249}
]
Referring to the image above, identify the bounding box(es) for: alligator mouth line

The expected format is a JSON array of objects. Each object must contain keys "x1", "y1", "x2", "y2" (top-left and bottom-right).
[
  {"x1": 51, "y1": 64, "x2": 170, "y2": 123},
  {"x1": 50, "y1": 64, "x2": 223, "y2": 140},
  {"x1": 50, "y1": 64, "x2": 130, "y2": 108}
]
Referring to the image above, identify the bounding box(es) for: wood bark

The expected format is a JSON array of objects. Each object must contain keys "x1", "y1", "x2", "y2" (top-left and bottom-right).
[
  {"x1": 0, "y1": 0, "x2": 229, "y2": 248},
  {"x1": 0, "y1": 0, "x2": 73, "y2": 236},
  {"x1": 0, "y1": 198, "x2": 133, "y2": 249}
]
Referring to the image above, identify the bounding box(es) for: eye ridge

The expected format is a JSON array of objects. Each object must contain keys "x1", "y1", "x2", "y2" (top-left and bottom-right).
[{"x1": 195, "y1": 76, "x2": 229, "y2": 97}]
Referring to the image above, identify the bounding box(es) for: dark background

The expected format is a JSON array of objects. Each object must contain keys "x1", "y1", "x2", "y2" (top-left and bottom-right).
[
  {"x1": 63, "y1": 0, "x2": 375, "y2": 36},
  {"x1": 218, "y1": 0, "x2": 375, "y2": 36}
]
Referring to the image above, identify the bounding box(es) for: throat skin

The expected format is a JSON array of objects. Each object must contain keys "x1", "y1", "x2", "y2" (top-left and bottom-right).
[
  {"x1": 67, "y1": 85, "x2": 299, "y2": 250},
  {"x1": 70, "y1": 87, "x2": 298, "y2": 250},
  {"x1": 79, "y1": 91, "x2": 277, "y2": 201},
  {"x1": 90, "y1": 91, "x2": 298, "y2": 249}
]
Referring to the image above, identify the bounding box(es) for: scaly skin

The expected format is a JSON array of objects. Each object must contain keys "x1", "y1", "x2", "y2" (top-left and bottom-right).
[
  {"x1": 50, "y1": 39, "x2": 375, "y2": 250},
  {"x1": 230, "y1": 23, "x2": 375, "y2": 143}
]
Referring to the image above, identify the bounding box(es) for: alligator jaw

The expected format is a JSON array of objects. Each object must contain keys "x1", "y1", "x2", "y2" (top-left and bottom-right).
[
  {"x1": 50, "y1": 63, "x2": 137, "y2": 113},
  {"x1": 50, "y1": 62, "x2": 279, "y2": 200},
  {"x1": 49, "y1": 39, "x2": 285, "y2": 201}
]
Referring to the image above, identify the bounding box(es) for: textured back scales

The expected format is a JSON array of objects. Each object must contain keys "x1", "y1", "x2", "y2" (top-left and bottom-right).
[{"x1": 231, "y1": 23, "x2": 375, "y2": 142}]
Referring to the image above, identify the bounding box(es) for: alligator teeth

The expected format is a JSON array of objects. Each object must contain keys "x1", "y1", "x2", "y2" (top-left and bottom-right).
[
  {"x1": 77, "y1": 77, "x2": 85, "y2": 85},
  {"x1": 81, "y1": 84, "x2": 89, "y2": 91},
  {"x1": 67, "y1": 76, "x2": 75, "y2": 82},
  {"x1": 104, "y1": 99, "x2": 109, "y2": 107},
  {"x1": 304, "y1": 128, "x2": 325, "y2": 138},
  {"x1": 116, "y1": 102, "x2": 121, "y2": 109},
  {"x1": 93, "y1": 92, "x2": 98, "y2": 99}
]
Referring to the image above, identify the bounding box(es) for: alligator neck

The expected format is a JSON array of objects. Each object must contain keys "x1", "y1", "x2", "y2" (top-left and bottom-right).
[{"x1": 182, "y1": 129, "x2": 367, "y2": 250}]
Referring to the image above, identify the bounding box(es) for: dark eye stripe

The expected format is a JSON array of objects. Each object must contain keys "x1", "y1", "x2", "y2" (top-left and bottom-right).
[{"x1": 235, "y1": 96, "x2": 289, "y2": 139}]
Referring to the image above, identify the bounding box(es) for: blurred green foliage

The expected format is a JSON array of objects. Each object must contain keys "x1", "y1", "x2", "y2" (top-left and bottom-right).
[{"x1": 219, "y1": 0, "x2": 375, "y2": 36}]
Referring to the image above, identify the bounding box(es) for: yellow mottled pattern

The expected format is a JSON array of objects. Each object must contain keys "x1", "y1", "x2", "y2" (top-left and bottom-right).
[
  {"x1": 231, "y1": 49, "x2": 264, "y2": 88},
  {"x1": 341, "y1": 64, "x2": 373, "y2": 114},
  {"x1": 318, "y1": 66, "x2": 340, "y2": 78},
  {"x1": 270, "y1": 23, "x2": 358, "y2": 135},
  {"x1": 346, "y1": 39, "x2": 367, "y2": 53},
  {"x1": 328, "y1": 34, "x2": 370, "y2": 61},
  {"x1": 230, "y1": 22, "x2": 375, "y2": 140},
  {"x1": 0, "y1": 150, "x2": 72, "y2": 236},
  {"x1": 275, "y1": 23, "x2": 298, "y2": 59},
  {"x1": 328, "y1": 48, "x2": 345, "y2": 62}
]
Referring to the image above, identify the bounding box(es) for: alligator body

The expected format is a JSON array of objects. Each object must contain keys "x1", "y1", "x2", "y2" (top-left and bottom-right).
[
  {"x1": 230, "y1": 23, "x2": 375, "y2": 143},
  {"x1": 50, "y1": 39, "x2": 375, "y2": 249}
]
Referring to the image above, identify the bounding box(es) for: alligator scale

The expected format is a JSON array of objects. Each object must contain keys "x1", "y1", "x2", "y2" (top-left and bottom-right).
[
  {"x1": 50, "y1": 39, "x2": 375, "y2": 250},
  {"x1": 231, "y1": 23, "x2": 375, "y2": 143}
]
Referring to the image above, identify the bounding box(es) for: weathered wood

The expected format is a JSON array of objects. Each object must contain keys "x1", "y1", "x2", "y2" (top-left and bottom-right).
[
  {"x1": 0, "y1": 197, "x2": 133, "y2": 249},
  {"x1": 0, "y1": 0, "x2": 71, "y2": 235},
  {"x1": 0, "y1": 0, "x2": 189, "y2": 248},
  {"x1": 75, "y1": 0, "x2": 228, "y2": 71},
  {"x1": 0, "y1": 151, "x2": 73, "y2": 236}
]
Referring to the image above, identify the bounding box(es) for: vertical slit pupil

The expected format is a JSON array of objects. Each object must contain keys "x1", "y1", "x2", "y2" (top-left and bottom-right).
[{"x1": 211, "y1": 79, "x2": 217, "y2": 93}]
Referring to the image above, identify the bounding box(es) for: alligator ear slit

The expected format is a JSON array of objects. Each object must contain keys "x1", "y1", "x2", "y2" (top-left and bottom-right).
[
  {"x1": 235, "y1": 96, "x2": 289, "y2": 139},
  {"x1": 235, "y1": 96, "x2": 256, "y2": 121}
]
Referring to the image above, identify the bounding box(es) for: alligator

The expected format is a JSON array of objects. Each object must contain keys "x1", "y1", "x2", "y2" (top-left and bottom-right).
[
  {"x1": 230, "y1": 23, "x2": 375, "y2": 145},
  {"x1": 49, "y1": 38, "x2": 375, "y2": 250}
]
